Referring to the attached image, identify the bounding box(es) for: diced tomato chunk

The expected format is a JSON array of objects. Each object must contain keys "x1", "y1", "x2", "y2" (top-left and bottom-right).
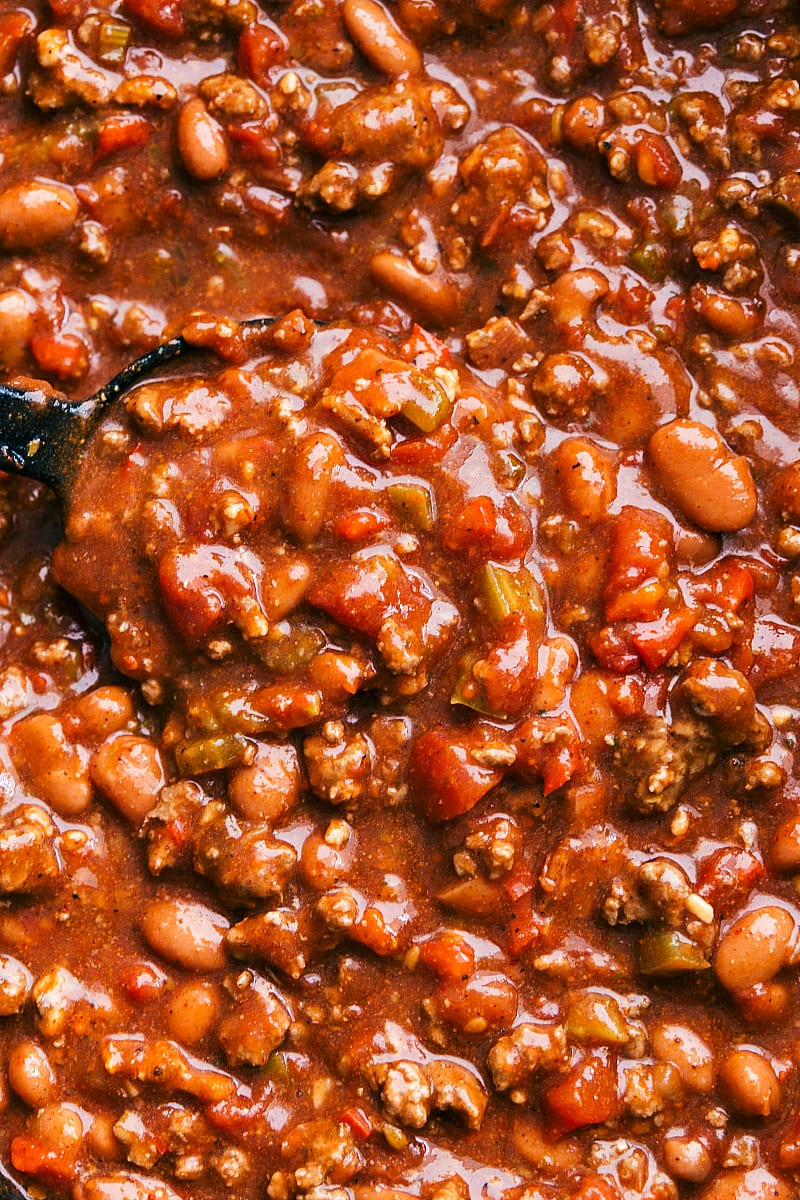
[
  {"x1": 419, "y1": 931, "x2": 476, "y2": 978},
  {"x1": 545, "y1": 1049, "x2": 620, "y2": 1132},
  {"x1": 30, "y1": 331, "x2": 88, "y2": 380},
  {"x1": 96, "y1": 114, "x2": 151, "y2": 159},
  {"x1": 399, "y1": 324, "x2": 451, "y2": 369},
  {"x1": 11, "y1": 1137, "x2": 79, "y2": 1184},
  {"x1": 443, "y1": 494, "x2": 529, "y2": 559},
  {"x1": 123, "y1": 0, "x2": 185, "y2": 36},
  {"x1": 331, "y1": 509, "x2": 390, "y2": 542},
  {"x1": 513, "y1": 715, "x2": 583, "y2": 795},
  {"x1": 631, "y1": 606, "x2": 696, "y2": 671},
  {"x1": 238, "y1": 22, "x2": 286, "y2": 84},
  {"x1": 340, "y1": 1106, "x2": 372, "y2": 1141},
  {"x1": 696, "y1": 847, "x2": 764, "y2": 915},
  {"x1": 412, "y1": 725, "x2": 505, "y2": 822},
  {"x1": 604, "y1": 506, "x2": 672, "y2": 623}
]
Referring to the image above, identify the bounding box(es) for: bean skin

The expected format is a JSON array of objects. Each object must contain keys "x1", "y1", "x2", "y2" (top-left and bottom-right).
[
  {"x1": 8, "y1": 1040, "x2": 55, "y2": 1108},
  {"x1": 370, "y1": 251, "x2": 459, "y2": 326},
  {"x1": 714, "y1": 905, "x2": 796, "y2": 992},
  {"x1": 227, "y1": 741, "x2": 301, "y2": 822},
  {"x1": 141, "y1": 897, "x2": 229, "y2": 971},
  {"x1": 0, "y1": 180, "x2": 78, "y2": 250},
  {"x1": 176, "y1": 97, "x2": 230, "y2": 181},
  {"x1": 771, "y1": 807, "x2": 800, "y2": 872},
  {"x1": 90, "y1": 734, "x2": 165, "y2": 824},
  {"x1": 11, "y1": 713, "x2": 91, "y2": 817},
  {"x1": 0, "y1": 288, "x2": 35, "y2": 368},
  {"x1": 663, "y1": 1132, "x2": 712, "y2": 1183},
  {"x1": 552, "y1": 436, "x2": 616, "y2": 525},
  {"x1": 166, "y1": 980, "x2": 222, "y2": 1046},
  {"x1": 698, "y1": 1167, "x2": 792, "y2": 1200},
  {"x1": 281, "y1": 432, "x2": 344, "y2": 544},
  {"x1": 648, "y1": 418, "x2": 757, "y2": 532},
  {"x1": 343, "y1": 0, "x2": 422, "y2": 76},
  {"x1": 651, "y1": 1023, "x2": 715, "y2": 1093},
  {"x1": 719, "y1": 1047, "x2": 781, "y2": 1119}
]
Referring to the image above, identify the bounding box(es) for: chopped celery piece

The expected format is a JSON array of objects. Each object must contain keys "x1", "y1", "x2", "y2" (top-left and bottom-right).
[
  {"x1": 265, "y1": 1051, "x2": 291, "y2": 1086},
  {"x1": 387, "y1": 481, "x2": 434, "y2": 532},
  {"x1": 175, "y1": 733, "x2": 249, "y2": 776},
  {"x1": 478, "y1": 563, "x2": 544, "y2": 629},
  {"x1": 638, "y1": 930, "x2": 710, "y2": 977},
  {"x1": 630, "y1": 240, "x2": 668, "y2": 282},
  {"x1": 565, "y1": 992, "x2": 629, "y2": 1044},
  {"x1": 98, "y1": 18, "x2": 131, "y2": 64},
  {"x1": 256, "y1": 626, "x2": 326, "y2": 673},
  {"x1": 495, "y1": 449, "x2": 526, "y2": 489},
  {"x1": 400, "y1": 371, "x2": 451, "y2": 433},
  {"x1": 450, "y1": 652, "x2": 503, "y2": 717}
]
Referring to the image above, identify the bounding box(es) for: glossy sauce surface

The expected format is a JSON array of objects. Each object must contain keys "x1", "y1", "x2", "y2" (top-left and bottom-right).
[{"x1": 0, "y1": 3, "x2": 800, "y2": 1200}]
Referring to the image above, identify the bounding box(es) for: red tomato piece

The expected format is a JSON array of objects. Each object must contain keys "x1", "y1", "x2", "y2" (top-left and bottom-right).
[
  {"x1": 411, "y1": 725, "x2": 506, "y2": 822},
  {"x1": 604, "y1": 506, "x2": 672, "y2": 623},
  {"x1": 96, "y1": 114, "x2": 151, "y2": 159},
  {"x1": 631, "y1": 606, "x2": 696, "y2": 671},
  {"x1": 696, "y1": 847, "x2": 764, "y2": 915},
  {"x1": 399, "y1": 323, "x2": 451, "y2": 369},
  {"x1": 11, "y1": 1137, "x2": 79, "y2": 1184},
  {"x1": 340, "y1": 1107, "x2": 372, "y2": 1141},
  {"x1": 419, "y1": 931, "x2": 476, "y2": 979},
  {"x1": 30, "y1": 331, "x2": 88, "y2": 381},
  {"x1": 238, "y1": 22, "x2": 286, "y2": 84},
  {"x1": 545, "y1": 1049, "x2": 620, "y2": 1132},
  {"x1": 123, "y1": 0, "x2": 185, "y2": 37}
]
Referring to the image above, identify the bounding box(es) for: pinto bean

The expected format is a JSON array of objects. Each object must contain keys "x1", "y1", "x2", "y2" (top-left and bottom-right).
[
  {"x1": 714, "y1": 905, "x2": 796, "y2": 992},
  {"x1": 90, "y1": 734, "x2": 165, "y2": 824},
  {"x1": 300, "y1": 826, "x2": 354, "y2": 891},
  {"x1": 698, "y1": 1168, "x2": 792, "y2": 1200},
  {"x1": 690, "y1": 283, "x2": 763, "y2": 340},
  {"x1": 648, "y1": 418, "x2": 757, "y2": 532},
  {"x1": 30, "y1": 1102, "x2": 84, "y2": 1155},
  {"x1": 176, "y1": 97, "x2": 230, "y2": 181},
  {"x1": 227, "y1": 741, "x2": 301, "y2": 822},
  {"x1": 663, "y1": 1132, "x2": 712, "y2": 1183},
  {"x1": 552, "y1": 436, "x2": 616, "y2": 525},
  {"x1": 0, "y1": 288, "x2": 35, "y2": 368},
  {"x1": 69, "y1": 686, "x2": 136, "y2": 741},
  {"x1": 370, "y1": 251, "x2": 459, "y2": 326},
  {"x1": 548, "y1": 268, "x2": 608, "y2": 335},
  {"x1": 0, "y1": 180, "x2": 78, "y2": 250},
  {"x1": 141, "y1": 897, "x2": 229, "y2": 971},
  {"x1": 8, "y1": 1039, "x2": 55, "y2": 1107},
  {"x1": 772, "y1": 807, "x2": 800, "y2": 873},
  {"x1": 343, "y1": 0, "x2": 422, "y2": 76},
  {"x1": 429, "y1": 971, "x2": 518, "y2": 1034},
  {"x1": 651, "y1": 1023, "x2": 715, "y2": 1093},
  {"x1": 76, "y1": 1173, "x2": 183, "y2": 1200},
  {"x1": 166, "y1": 980, "x2": 222, "y2": 1046},
  {"x1": 281, "y1": 432, "x2": 344, "y2": 544},
  {"x1": 560, "y1": 95, "x2": 605, "y2": 153},
  {"x1": 719, "y1": 1047, "x2": 781, "y2": 1119},
  {"x1": 773, "y1": 461, "x2": 800, "y2": 523},
  {"x1": 11, "y1": 713, "x2": 92, "y2": 817}
]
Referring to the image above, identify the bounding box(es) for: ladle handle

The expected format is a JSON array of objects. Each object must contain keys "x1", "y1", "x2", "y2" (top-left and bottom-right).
[
  {"x1": 0, "y1": 332, "x2": 193, "y2": 499},
  {"x1": 0, "y1": 382, "x2": 91, "y2": 497},
  {"x1": 0, "y1": 318, "x2": 279, "y2": 501}
]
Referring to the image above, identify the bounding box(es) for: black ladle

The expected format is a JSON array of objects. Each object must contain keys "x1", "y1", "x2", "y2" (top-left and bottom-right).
[{"x1": 0, "y1": 317, "x2": 276, "y2": 502}]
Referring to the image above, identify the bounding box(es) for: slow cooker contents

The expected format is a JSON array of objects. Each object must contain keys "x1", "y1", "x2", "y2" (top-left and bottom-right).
[{"x1": 0, "y1": 3, "x2": 800, "y2": 1199}]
